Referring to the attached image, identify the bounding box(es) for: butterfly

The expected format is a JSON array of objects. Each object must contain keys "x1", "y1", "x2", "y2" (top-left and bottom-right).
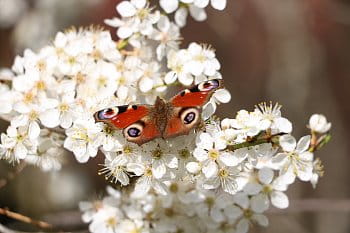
[{"x1": 94, "y1": 79, "x2": 223, "y2": 146}]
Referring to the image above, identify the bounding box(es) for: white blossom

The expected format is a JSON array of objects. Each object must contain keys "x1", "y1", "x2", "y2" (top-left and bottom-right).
[{"x1": 309, "y1": 114, "x2": 331, "y2": 134}]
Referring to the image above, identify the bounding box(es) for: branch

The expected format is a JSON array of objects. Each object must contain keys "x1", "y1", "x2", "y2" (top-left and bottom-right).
[
  {"x1": 226, "y1": 132, "x2": 284, "y2": 151},
  {"x1": 0, "y1": 208, "x2": 52, "y2": 230}
]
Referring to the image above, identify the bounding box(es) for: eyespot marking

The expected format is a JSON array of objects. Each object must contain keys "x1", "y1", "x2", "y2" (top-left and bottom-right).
[
  {"x1": 124, "y1": 121, "x2": 144, "y2": 140},
  {"x1": 127, "y1": 127, "x2": 141, "y2": 137},
  {"x1": 95, "y1": 107, "x2": 119, "y2": 120},
  {"x1": 198, "y1": 79, "x2": 220, "y2": 91},
  {"x1": 179, "y1": 108, "x2": 200, "y2": 126}
]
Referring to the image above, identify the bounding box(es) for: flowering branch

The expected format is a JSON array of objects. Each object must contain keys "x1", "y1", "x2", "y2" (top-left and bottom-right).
[
  {"x1": 0, "y1": 0, "x2": 332, "y2": 233},
  {"x1": 0, "y1": 208, "x2": 52, "y2": 229}
]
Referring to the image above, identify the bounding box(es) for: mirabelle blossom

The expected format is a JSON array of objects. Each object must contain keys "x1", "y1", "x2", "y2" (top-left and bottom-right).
[{"x1": 0, "y1": 0, "x2": 331, "y2": 233}]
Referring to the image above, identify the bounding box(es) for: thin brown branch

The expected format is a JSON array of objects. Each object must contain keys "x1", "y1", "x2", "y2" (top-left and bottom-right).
[
  {"x1": 0, "y1": 208, "x2": 52, "y2": 230},
  {"x1": 226, "y1": 132, "x2": 284, "y2": 151},
  {"x1": 0, "y1": 162, "x2": 27, "y2": 190}
]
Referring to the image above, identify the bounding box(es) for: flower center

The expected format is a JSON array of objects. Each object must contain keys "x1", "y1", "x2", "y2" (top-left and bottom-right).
[
  {"x1": 219, "y1": 168, "x2": 229, "y2": 178},
  {"x1": 205, "y1": 197, "x2": 214, "y2": 207},
  {"x1": 262, "y1": 185, "x2": 272, "y2": 194},
  {"x1": 29, "y1": 110, "x2": 38, "y2": 121},
  {"x1": 123, "y1": 145, "x2": 133, "y2": 154},
  {"x1": 106, "y1": 217, "x2": 117, "y2": 227},
  {"x1": 36, "y1": 80, "x2": 46, "y2": 90},
  {"x1": 178, "y1": 149, "x2": 190, "y2": 159},
  {"x1": 75, "y1": 72, "x2": 86, "y2": 84},
  {"x1": 98, "y1": 76, "x2": 107, "y2": 87},
  {"x1": 23, "y1": 92, "x2": 35, "y2": 103},
  {"x1": 59, "y1": 103, "x2": 69, "y2": 112},
  {"x1": 208, "y1": 149, "x2": 219, "y2": 160},
  {"x1": 243, "y1": 209, "x2": 253, "y2": 219},
  {"x1": 68, "y1": 56, "x2": 76, "y2": 65},
  {"x1": 169, "y1": 183, "x2": 178, "y2": 193},
  {"x1": 137, "y1": 8, "x2": 149, "y2": 20},
  {"x1": 152, "y1": 148, "x2": 163, "y2": 160},
  {"x1": 37, "y1": 60, "x2": 46, "y2": 71},
  {"x1": 145, "y1": 167, "x2": 153, "y2": 177}
]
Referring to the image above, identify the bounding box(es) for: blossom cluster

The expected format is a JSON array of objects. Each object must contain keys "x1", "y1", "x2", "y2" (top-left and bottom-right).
[
  {"x1": 78, "y1": 104, "x2": 330, "y2": 233},
  {"x1": 0, "y1": 0, "x2": 331, "y2": 233}
]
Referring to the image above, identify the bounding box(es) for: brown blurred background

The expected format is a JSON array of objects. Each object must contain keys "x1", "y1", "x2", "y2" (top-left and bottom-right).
[{"x1": 0, "y1": 0, "x2": 349, "y2": 232}]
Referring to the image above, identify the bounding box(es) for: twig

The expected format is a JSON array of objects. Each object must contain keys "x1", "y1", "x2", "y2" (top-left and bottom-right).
[
  {"x1": 226, "y1": 132, "x2": 284, "y2": 151},
  {"x1": 0, "y1": 162, "x2": 27, "y2": 190},
  {"x1": 0, "y1": 208, "x2": 52, "y2": 230}
]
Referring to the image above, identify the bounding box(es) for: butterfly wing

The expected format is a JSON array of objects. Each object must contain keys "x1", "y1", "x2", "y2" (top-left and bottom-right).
[
  {"x1": 163, "y1": 79, "x2": 223, "y2": 138},
  {"x1": 94, "y1": 105, "x2": 161, "y2": 145}
]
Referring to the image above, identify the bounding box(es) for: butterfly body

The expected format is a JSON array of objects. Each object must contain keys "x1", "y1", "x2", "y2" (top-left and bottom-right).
[{"x1": 94, "y1": 79, "x2": 223, "y2": 145}]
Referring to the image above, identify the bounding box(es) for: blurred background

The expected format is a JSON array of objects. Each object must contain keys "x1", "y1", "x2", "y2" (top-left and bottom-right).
[{"x1": 0, "y1": 0, "x2": 349, "y2": 232}]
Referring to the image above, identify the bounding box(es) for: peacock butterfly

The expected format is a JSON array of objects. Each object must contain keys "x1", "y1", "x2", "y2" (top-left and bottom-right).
[{"x1": 94, "y1": 79, "x2": 223, "y2": 145}]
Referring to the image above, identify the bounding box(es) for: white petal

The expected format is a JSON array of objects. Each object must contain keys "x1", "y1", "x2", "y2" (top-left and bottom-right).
[
  {"x1": 157, "y1": 15, "x2": 170, "y2": 32},
  {"x1": 233, "y1": 193, "x2": 249, "y2": 209},
  {"x1": 214, "y1": 89, "x2": 231, "y2": 103},
  {"x1": 219, "y1": 152, "x2": 237, "y2": 166},
  {"x1": 117, "y1": 1, "x2": 137, "y2": 17},
  {"x1": 271, "y1": 191, "x2": 289, "y2": 209},
  {"x1": 251, "y1": 194, "x2": 269, "y2": 213},
  {"x1": 117, "y1": 26, "x2": 133, "y2": 39},
  {"x1": 236, "y1": 219, "x2": 249, "y2": 233},
  {"x1": 15, "y1": 143, "x2": 27, "y2": 159},
  {"x1": 160, "y1": 0, "x2": 179, "y2": 13},
  {"x1": 178, "y1": 72, "x2": 193, "y2": 86},
  {"x1": 279, "y1": 134, "x2": 296, "y2": 152},
  {"x1": 210, "y1": 207, "x2": 225, "y2": 223},
  {"x1": 131, "y1": 0, "x2": 146, "y2": 9},
  {"x1": 211, "y1": 0, "x2": 227, "y2": 10},
  {"x1": 243, "y1": 183, "x2": 262, "y2": 195},
  {"x1": 139, "y1": 77, "x2": 153, "y2": 93},
  {"x1": 175, "y1": 7, "x2": 188, "y2": 27},
  {"x1": 189, "y1": 5, "x2": 207, "y2": 21},
  {"x1": 224, "y1": 205, "x2": 242, "y2": 221},
  {"x1": 203, "y1": 161, "x2": 218, "y2": 178},
  {"x1": 258, "y1": 167, "x2": 274, "y2": 184},
  {"x1": 164, "y1": 155, "x2": 178, "y2": 168},
  {"x1": 202, "y1": 101, "x2": 216, "y2": 119},
  {"x1": 118, "y1": 171, "x2": 130, "y2": 186},
  {"x1": 274, "y1": 117, "x2": 292, "y2": 133},
  {"x1": 28, "y1": 121, "x2": 40, "y2": 140},
  {"x1": 153, "y1": 181, "x2": 168, "y2": 195},
  {"x1": 296, "y1": 135, "x2": 311, "y2": 153},
  {"x1": 127, "y1": 163, "x2": 145, "y2": 176},
  {"x1": 40, "y1": 109, "x2": 60, "y2": 128},
  {"x1": 186, "y1": 162, "x2": 201, "y2": 174},
  {"x1": 193, "y1": 148, "x2": 208, "y2": 162},
  {"x1": 152, "y1": 160, "x2": 166, "y2": 179},
  {"x1": 194, "y1": 0, "x2": 209, "y2": 8},
  {"x1": 299, "y1": 151, "x2": 314, "y2": 162},
  {"x1": 252, "y1": 214, "x2": 269, "y2": 227},
  {"x1": 164, "y1": 71, "x2": 177, "y2": 84}
]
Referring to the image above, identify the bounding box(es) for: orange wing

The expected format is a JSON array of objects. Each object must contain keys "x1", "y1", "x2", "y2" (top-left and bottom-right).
[
  {"x1": 94, "y1": 105, "x2": 161, "y2": 145},
  {"x1": 164, "y1": 79, "x2": 223, "y2": 138},
  {"x1": 170, "y1": 79, "x2": 223, "y2": 107}
]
